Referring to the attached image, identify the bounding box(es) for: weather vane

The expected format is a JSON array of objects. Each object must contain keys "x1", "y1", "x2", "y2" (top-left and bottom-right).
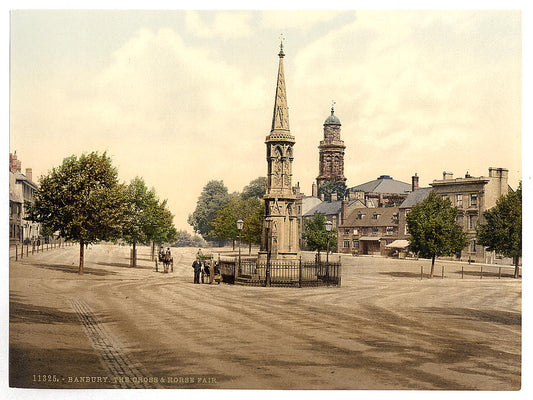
[
  {"x1": 278, "y1": 33, "x2": 285, "y2": 56},
  {"x1": 331, "y1": 100, "x2": 336, "y2": 112}
]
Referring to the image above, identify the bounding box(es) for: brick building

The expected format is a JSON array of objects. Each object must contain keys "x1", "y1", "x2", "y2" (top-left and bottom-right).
[
  {"x1": 316, "y1": 105, "x2": 346, "y2": 190},
  {"x1": 348, "y1": 174, "x2": 411, "y2": 208}
]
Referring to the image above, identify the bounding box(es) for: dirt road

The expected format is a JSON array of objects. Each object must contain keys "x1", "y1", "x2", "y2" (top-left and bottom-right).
[{"x1": 9, "y1": 244, "x2": 521, "y2": 390}]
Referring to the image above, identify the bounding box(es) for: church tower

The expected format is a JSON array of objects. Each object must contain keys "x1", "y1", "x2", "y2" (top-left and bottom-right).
[
  {"x1": 259, "y1": 40, "x2": 300, "y2": 261},
  {"x1": 316, "y1": 104, "x2": 346, "y2": 190}
]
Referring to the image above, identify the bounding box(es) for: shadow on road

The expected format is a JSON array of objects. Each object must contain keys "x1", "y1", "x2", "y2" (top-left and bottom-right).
[
  {"x1": 31, "y1": 262, "x2": 116, "y2": 276},
  {"x1": 96, "y1": 261, "x2": 153, "y2": 269},
  {"x1": 9, "y1": 293, "x2": 79, "y2": 325},
  {"x1": 418, "y1": 307, "x2": 521, "y2": 326}
]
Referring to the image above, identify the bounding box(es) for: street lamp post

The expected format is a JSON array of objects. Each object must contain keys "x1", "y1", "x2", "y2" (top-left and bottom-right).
[
  {"x1": 237, "y1": 219, "x2": 243, "y2": 276},
  {"x1": 325, "y1": 220, "x2": 333, "y2": 264},
  {"x1": 325, "y1": 220, "x2": 333, "y2": 285}
]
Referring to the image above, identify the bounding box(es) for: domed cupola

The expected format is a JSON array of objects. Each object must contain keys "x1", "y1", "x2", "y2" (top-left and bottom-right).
[{"x1": 324, "y1": 106, "x2": 341, "y2": 126}]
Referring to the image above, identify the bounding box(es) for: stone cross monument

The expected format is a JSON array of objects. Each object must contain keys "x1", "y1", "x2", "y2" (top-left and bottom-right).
[{"x1": 259, "y1": 39, "x2": 300, "y2": 261}]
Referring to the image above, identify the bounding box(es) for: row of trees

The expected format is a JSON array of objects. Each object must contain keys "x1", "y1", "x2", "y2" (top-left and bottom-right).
[
  {"x1": 26, "y1": 152, "x2": 177, "y2": 274},
  {"x1": 187, "y1": 178, "x2": 266, "y2": 251},
  {"x1": 406, "y1": 184, "x2": 522, "y2": 278}
]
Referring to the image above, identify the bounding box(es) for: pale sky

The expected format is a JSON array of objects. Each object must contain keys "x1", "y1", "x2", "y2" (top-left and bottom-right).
[{"x1": 8, "y1": 9, "x2": 523, "y2": 232}]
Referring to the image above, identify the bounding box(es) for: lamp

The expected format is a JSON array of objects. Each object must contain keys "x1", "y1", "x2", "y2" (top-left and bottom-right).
[
  {"x1": 237, "y1": 219, "x2": 243, "y2": 275},
  {"x1": 325, "y1": 220, "x2": 333, "y2": 264}
]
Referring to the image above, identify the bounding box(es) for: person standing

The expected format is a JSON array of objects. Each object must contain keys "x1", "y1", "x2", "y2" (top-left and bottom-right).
[{"x1": 192, "y1": 260, "x2": 201, "y2": 284}]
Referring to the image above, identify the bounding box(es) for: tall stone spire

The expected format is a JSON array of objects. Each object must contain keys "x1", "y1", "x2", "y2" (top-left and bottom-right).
[
  {"x1": 260, "y1": 38, "x2": 300, "y2": 262},
  {"x1": 270, "y1": 39, "x2": 290, "y2": 134}
]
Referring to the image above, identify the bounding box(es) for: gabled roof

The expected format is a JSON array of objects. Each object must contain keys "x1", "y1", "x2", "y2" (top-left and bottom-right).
[
  {"x1": 349, "y1": 175, "x2": 411, "y2": 194},
  {"x1": 399, "y1": 187, "x2": 433, "y2": 209},
  {"x1": 342, "y1": 206, "x2": 400, "y2": 227},
  {"x1": 303, "y1": 198, "x2": 361, "y2": 217}
]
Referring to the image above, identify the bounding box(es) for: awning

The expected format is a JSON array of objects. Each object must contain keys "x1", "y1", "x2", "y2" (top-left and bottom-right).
[
  {"x1": 358, "y1": 236, "x2": 382, "y2": 241},
  {"x1": 385, "y1": 239, "x2": 410, "y2": 249}
]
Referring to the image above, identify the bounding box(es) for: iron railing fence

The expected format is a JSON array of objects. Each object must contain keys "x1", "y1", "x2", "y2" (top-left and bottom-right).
[{"x1": 217, "y1": 257, "x2": 341, "y2": 287}]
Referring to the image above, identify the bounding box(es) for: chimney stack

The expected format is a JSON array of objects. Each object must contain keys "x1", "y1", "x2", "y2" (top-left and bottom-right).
[
  {"x1": 320, "y1": 193, "x2": 325, "y2": 201},
  {"x1": 341, "y1": 199, "x2": 348, "y2": 225},
  {"x1": 443, "y1": 171, "x2": 454, "y2": 180},
  {"x1": 25, "y1": 168, "x2": 33, "y2": 182},
  {"x1": 312, "y1": 182, "x2": 318, "y2": 197},
  {"x1": 412, "y1": 173, "x2": 419, "y2": 192},
  {"x1": 331, "y1": 192, "x2": 338, "y2": 202}
]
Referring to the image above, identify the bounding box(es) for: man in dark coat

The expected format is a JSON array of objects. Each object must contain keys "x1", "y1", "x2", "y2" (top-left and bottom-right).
[{"x1": 192, "y1": 260, "x2": 202, "y2": 284}]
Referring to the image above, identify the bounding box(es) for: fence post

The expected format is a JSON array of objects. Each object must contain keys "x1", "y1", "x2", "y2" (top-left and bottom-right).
[
  {"x1": 441, "y1": 265, "x2": 444, "y2": 279},
  {"x1": 26, "y1": 244, "x2": 29, "y2": 257},
  {"x1": 462, "y1": 266, "x2": 464, "y2": 279},
  {"x1": 420, "y1": 265, "x2": 423, "y2": 280},
  {"x1": 21, "y1": 244, "x2": 23, "y2": 259},
  {"x1": 15, "y1": 245, "x2": 18, "y2": 261},
  {"x1": 480, "y1": 266, "x2": 483, "y2": 279},
  {"x1": 499, "y1": 267, "x2": 501, "y2": 279},
  {"x1": 298, "y1": 256, "x2": 302, "y2": 288}
]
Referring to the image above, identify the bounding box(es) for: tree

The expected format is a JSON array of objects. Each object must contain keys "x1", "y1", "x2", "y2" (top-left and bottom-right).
[
  {"x1": 172, "y1": 230, "x2": 206, "y2": 247},
  {"x1": 26, "y1": 152, "x2": 126, "y2": 274},
  {"x1": 241, "y1": 197, "x2": 264, "y2": 254},
  {"x1": 241, "y1": 177, "x2": 267, "y2": 199},
  {"x1": 318, "y1": 180, "x2": 347, "y2": 202},
  {"x1": 477, "y1": 183, "x2": 522, "y2": 278},
  {"x1": 406, "y1": 192, "x2": 468, "y2": 278},
  {"x1": 188, "y1": 180, "x2": 230, "y2": 239},
  {"x1": 302, "y1": 213, "x2": 337, "y2": 257},
  {"x1": 122, "y1": 177, "x2": 157, "y2": 267}
]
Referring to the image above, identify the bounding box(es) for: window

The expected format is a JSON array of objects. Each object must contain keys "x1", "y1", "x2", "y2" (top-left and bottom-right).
[
  {"x1": 344, "y1": 228, "x2": 351, "y2": 235},
  {"x1": 358, "y1": 213, "x2": 365, "y2": 220},
  {"x1": 373, "y1": 213, "x2": 381, "y2": 220},
  {"x1": 456, "y1": 214, "x2": 463, "y2": 226},
  {"x1": 353, "y1": 229, "x2": 358, "y2": 235},
  {"x1": 352, "y1": 240, "x2": 359, "y2": 249},
  {"x1": 372, "y1": 226, "x2": 379, "y2": 234},
  {"x1": 469, "y1": 215, "x2": 477, "y2": 230},
  {"x1": 456, "y1": 194, "x2": 463, "y2": 207},
  {"x1": 343, "y1": 240, "x2": 350, "y2": 248},
  {"x1": 470, "y1": 240, "x2": 476, "y2": 252},
  {"x1": 470, "y1": 194, "x2": 478, "y2": 207},
  {"x1": 386, "y1": 226, "x2": 394, "y2": 235},
  {"x1": 442, "y1": 194, "x2": 448, "y2": 200}
]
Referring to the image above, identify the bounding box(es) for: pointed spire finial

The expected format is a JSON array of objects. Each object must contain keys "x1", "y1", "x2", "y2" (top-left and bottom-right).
[{"x1": 278, "y1": 33, "x2": 285, "y2": 58}]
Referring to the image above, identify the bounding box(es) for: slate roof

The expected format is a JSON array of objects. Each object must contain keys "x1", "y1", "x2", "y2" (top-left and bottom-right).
[
  {"x1": 349, "y1": 175, "x2": 411, "y2": 194},
  {"x1": 342, "y1": 207, "x2": 400, "y2": 227},
  {"x1": 303, "y1": 198, "x2": 362, "y2": 217},
  {"x1": 399, "y1": 187, "x2": 433, "y2": 209}
]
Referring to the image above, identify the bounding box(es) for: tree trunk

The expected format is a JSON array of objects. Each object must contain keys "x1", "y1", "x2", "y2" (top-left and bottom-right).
[
  {"x1": 514, "y1": 255, "x2": 520, "y2": 278},
  {"x1": 79, "y1": 239, "x2": 85, "y2": 275},
  {"x1": 132, "y1": 242, "x2": 137, "y2": 268},
  {"x1": 429, "y1": 255, "x2": 435, "y2": 279},
  {"x1": 151, "y1": 242, "x2": 155, "y2": 261}
]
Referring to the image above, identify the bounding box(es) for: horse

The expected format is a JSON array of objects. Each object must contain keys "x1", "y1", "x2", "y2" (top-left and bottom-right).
[{"x1": 163, "y1": 251, "x2": 173, "y2": 273}]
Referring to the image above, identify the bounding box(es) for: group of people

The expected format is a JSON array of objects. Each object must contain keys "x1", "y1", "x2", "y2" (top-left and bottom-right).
[{"x1": 192, "y1": 249, "x2": 221, "y2": 284}]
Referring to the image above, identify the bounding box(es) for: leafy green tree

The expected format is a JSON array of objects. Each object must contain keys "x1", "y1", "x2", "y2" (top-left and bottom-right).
[
  {"x1": 188, "y1": 180, "x2": 230, "y2": 239},
  {"x1": 172, "y1": 230, "x2": 206, "y2": 247},
  {"x1": 25, "y1": 152, "x2": 126, "y2": 274},
  {"x1": 241, "y1": 177, "x2": 267, "y2": 199},
  {"x1": 406, "y1": 192, "x2": 468, "y2": 278},
  {"x1": 241, "y1": 197, "x2": 264, "y2": 254},
  {"x1": 122, "y1": 177, "x2": 158, "y2": 267},
  {"x1": 477, "y1": 183, "x2": 522, "y2": 278},
  {"x1": 318, "y1": 180, "x2": 347, "y2": 202},
  {"x1": 211, "y1": 196, "x2": 264, "y2": 253},
  {"x1": 302, "y1": 213, "x2": 337, "y2": 257}
]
